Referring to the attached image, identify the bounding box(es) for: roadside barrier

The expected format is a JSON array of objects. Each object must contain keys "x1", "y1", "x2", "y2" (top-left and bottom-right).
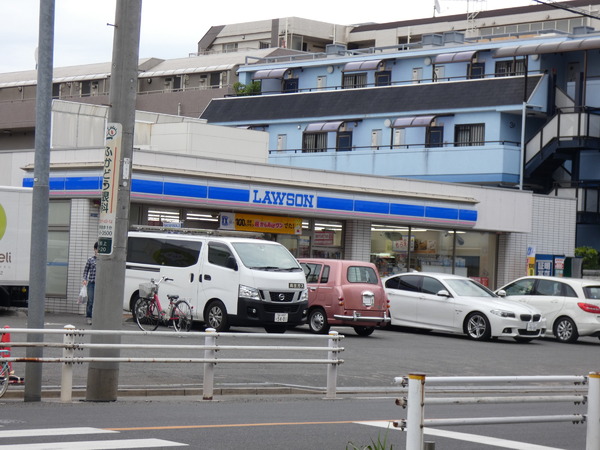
[
  {"x1": 1, "y1": 326, "x2": 344, "y2": 402},
  {"x1": 393, "y1": 373, "x2": 599, "y2": 450}
]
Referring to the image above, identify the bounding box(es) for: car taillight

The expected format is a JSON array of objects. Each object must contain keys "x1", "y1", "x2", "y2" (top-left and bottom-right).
[
  {"x1": 338, "y1": 296, "x2": 344, "y2": 306},
  {"x1": 577, "y1": 302, "x2": 600, "y2": 314}
]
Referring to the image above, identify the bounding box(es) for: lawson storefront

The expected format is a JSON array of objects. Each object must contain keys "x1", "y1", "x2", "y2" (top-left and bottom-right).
[{"x1": 22, "y1": 162, "x2": 533, "y2": 315}]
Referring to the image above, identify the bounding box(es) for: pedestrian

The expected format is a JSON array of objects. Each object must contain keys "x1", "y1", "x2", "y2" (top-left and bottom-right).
[{"x1": 82, "y1": 242, "x2": 98, "y2": 325}]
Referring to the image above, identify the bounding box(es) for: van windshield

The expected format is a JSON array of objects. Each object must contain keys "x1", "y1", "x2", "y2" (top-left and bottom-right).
[{"x1": 232, "y1": 242, "x2": 302, "y2": 271}]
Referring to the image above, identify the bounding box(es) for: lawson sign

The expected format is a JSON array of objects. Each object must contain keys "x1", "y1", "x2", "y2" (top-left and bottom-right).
[{"x1": 252, "y1": 188, "x2": 316, "y2": 209}]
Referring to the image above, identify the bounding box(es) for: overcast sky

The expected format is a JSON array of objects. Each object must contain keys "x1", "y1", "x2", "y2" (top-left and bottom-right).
[{"x1": 2, "y1": 0, "x2": 534, "y2": 73}]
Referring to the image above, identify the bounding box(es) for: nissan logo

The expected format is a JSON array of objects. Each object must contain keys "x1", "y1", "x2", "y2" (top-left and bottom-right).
[{"x1": 278, "y1": 293, "x2": 286, "y2": 301}]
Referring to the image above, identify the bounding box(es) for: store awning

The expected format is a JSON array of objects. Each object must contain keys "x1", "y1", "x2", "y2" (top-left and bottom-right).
[
  {"x1": 305, "y1": 121, "x2": 344, "y2": 132},
  {"x1": 494, "y1": 36, "x2": 600, "y2": 58},
  {"x1": 343, "y1": 60, "x2": 383, "y2": 72},
  {"x1": 391, "y1": 115, "x2": 436, "y2": 128},
  {"x1": 434, "y1": 51, "x2": 477, "y2": 64},
  {"x1": 252, "y1": 68, "x2": 290, "y2": 80}
]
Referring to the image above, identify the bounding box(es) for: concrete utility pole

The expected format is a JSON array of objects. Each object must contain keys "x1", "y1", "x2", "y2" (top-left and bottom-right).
[
  {"x1": 24, "y1": 0, "x2": 55, "y2": 403},
  {"x1": 85, "y1": 0, "x2": 141, "y2": 402}
]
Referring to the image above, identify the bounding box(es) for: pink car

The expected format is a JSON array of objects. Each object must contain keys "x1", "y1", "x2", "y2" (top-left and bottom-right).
[{"x1": 298, "y1": 258, "x2": 390, "y2": 336}]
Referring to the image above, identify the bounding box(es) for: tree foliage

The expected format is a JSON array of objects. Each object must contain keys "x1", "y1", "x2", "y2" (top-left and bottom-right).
[{"x1": 575, "y1": 246, "x2": 600, "y2": 270}]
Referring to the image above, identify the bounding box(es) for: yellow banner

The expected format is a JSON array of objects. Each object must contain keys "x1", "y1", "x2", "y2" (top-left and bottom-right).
[{"x1": 229, "y1": 213, "x2": 302, "y2": 235}]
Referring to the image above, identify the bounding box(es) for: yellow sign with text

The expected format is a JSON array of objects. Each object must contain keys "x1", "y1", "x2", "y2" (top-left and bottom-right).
[{"x1": 221, "y1": 213, "x2": 302, "y2": 235}]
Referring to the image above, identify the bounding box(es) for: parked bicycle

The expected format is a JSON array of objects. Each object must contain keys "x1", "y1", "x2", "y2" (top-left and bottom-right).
[
  {"x1": 134, "y1": 276, "x2": 193, "y2": 332},
  {"x1": 0, "y1": 349, "x2": 10, "y2": 398}
]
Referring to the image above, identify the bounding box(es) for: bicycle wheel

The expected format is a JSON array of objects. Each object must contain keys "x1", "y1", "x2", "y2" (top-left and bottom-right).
[
  {"x1": 0, "y1": 361, "x2": 9, "y2": 398},
  {"x1": 134, "y1": 298, "x2": 160, "y2": 331},
  {"x1": 172, "y1": 300, "x2": 193, "y2": 332}
]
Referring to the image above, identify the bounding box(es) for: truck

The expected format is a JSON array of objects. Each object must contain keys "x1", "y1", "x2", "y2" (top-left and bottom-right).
[{"x1": 0, "y1": 186, "x2": 32, "y2": 308}]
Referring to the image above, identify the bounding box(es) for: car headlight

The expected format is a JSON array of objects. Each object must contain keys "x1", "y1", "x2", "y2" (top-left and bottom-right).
[
  {"x1": 239, "y1": 284, "x2": 261, "y2": 301},
  {"x1": 299, "y1": 289, "x2": 308, "y2": 302},
  {"x1": 490, "y1": 309, "x2": 516, "y2": 318}
]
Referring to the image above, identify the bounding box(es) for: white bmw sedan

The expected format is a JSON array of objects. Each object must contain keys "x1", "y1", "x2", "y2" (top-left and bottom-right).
[{"x1": 383, "y1": 272, "x2": 547, "y2": 342}]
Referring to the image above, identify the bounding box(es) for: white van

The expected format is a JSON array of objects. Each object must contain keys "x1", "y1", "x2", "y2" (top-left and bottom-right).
[{"x1": 123, "y1": 230, "x2": 308, "y2": 333}]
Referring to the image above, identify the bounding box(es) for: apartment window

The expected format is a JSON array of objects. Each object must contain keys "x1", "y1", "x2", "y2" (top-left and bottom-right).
[
  {"x1": 495, "y1": 59, "x2": 525, "y2": 77},
  {"x1": 343, "y1": 72, "x2": 367, "y2": 89},
  {"x1": 455, "y1": 124, "x2": 485, "y2": 146},
  {"x1": 223, "y1": 43, "x2": 238, "y2": 53},
  {"x1": 302, "y1": 133, "x2": 328, "y2": 152},
  {"x1": 259, "y1": 42, "x2": 270, "y2": 49},
  {"x1": 375, "y1": 71, "x2": 391, "y2": 86},
  {"x1": 337, "y1": 131, "x2": 352, "y2": 152}
]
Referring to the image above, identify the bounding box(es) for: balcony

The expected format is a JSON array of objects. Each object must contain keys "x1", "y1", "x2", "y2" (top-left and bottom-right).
[{"x1": 269, "y1": 141, "x2": 521, "y2": 186}]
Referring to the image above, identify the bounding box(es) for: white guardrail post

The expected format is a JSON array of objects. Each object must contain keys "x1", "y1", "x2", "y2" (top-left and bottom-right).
[
  {"x1": 326, "y1": 331, "x2": 339, "y2": 399},
  {"x1": 587, "y1": 372, "x2": 600, "y2": 450},
  {"x1": 406, "y1": 373, "x2": 425, "y2": 450},
  {"x1": 202, "y1": 328, "x2": 217, "y2": 401},
  {"x1": 60, "y1": 325, "x2": 76, "y2": 403}
]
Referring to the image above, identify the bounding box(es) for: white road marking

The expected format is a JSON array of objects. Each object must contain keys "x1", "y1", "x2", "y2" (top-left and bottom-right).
[
  {"x1": 0, "y1": 428, "x2": 118, "y2": 438},
  {"x1": 0, "y1": 439, "x2": 187, "y2": 449},
  {"x1": 356, "y1": 421, "x2": 566, "y2": 450}
]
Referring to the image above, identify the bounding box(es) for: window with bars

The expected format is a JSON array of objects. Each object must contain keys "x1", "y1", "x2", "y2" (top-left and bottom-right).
[
  {"x1": 302, "y1": 132, "x2": 328, "y2": 152},
  {"x1": 495, "y1": 59, "x2": 526, "y2": 77},
  {"x1": 342, "y1": 72, "x2": 367, "y2": 89},
  {"x1": 455, "y1": 124, "x2": 485, "y2": 146}
]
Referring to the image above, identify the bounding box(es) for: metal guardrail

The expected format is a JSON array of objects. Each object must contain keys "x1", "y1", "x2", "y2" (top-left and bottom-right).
[
  {"x1": 393, "y1": 373, "x2": 600, "y2": 450},
  {"x1": 1, "y1": 326, "x2": 344, "y2": 402}
]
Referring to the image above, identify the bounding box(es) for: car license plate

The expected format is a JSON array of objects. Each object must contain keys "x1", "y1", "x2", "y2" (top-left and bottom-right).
[
  {"x1": 526, "y1": 322, "x2": 538, "y2": 331},
  {"x1": 274, "y1": 313, "x2": 288, "y2": 323}
]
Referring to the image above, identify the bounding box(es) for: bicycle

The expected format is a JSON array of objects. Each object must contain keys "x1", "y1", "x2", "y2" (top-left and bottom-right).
[
  {"x1": 0, "y1": 349, "x2": 10, "y2": 398},
  {"x1": 133, "y1": 276, "x2": 193, "y2": 332}
]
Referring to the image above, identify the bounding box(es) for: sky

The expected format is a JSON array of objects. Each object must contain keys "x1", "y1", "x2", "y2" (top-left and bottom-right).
[{"x1": 2, "y1": 0, "x2": 535, "y2": 73}]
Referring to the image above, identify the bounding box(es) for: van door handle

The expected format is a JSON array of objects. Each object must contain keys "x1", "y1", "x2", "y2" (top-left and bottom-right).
[
  {"x1": 204, "y1": 274, "x2": 211, "y2": 281},
  {"x1": 190, "y1": 273, "x2": 194, "y2": 282}
]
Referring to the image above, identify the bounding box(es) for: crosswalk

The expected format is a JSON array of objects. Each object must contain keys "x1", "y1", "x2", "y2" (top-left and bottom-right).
[{"x1": 0, "y1": 427, "x2": 187, "y2": 449}]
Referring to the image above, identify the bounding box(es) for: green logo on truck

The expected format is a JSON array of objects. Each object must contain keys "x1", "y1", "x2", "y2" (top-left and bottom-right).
[{"x1": 0, "y1": 203, "x2": 6, "y2": 240}]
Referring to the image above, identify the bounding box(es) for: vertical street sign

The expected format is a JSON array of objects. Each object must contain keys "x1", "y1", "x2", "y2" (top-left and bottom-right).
[{"x1": 98, "y1": 123, "x2": 122, "y2": 255}]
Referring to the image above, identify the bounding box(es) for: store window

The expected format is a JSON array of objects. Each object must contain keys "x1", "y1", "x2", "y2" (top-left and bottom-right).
[
  {"x1": 370, "y1": 225, "x2": 496, "y2": 287},
  {"x1": 47, "y1": 200, "x2": 71, "y2": 296},
  {"x1": 278, "y1": 219, "x2": 344, "y2": 259}
]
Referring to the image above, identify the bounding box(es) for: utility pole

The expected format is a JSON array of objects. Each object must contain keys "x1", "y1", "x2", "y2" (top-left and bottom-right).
[
  {"x1": 85, "y1": 0, "x2": 141, "y2": 402},
  {"x1": 24, "y1": 0, "x2": 54, "y2": 403}
]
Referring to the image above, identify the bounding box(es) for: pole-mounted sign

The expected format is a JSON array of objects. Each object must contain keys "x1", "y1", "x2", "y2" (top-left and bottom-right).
[{"x1": 98, "y1": 123, "x2": 122, "y2": 255}]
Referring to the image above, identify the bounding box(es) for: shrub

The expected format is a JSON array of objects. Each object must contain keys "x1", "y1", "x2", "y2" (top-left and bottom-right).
[{"x1": 575, "y1": 246, "x2": 600, "y2": 270}]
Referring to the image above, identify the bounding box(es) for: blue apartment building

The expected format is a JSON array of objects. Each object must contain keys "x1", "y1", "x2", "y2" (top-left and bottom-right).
[{"x1": 200, "y1": 28, "x2": 600, "y2": 249}]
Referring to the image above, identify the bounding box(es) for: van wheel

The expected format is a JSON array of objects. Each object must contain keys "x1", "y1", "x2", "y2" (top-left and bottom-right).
[
  {"x1": 353, "y1": 326, "x2": 375, "y2": 337},
  {"x1": 205, "y1": 300, "x2": 230, "y2": 332},
  {"x1": 308, "y1": 308, "x2": 330, "y2": 334},
  {"x1": 264, "y1": 325, "x2": 287, "y2": 333}
]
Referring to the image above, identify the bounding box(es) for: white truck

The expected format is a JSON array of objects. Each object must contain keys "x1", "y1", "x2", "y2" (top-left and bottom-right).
[{"x1": 0, "y1": 186, "x2": 32, "y2": 308}]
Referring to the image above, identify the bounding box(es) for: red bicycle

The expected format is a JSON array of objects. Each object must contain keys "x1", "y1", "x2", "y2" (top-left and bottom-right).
[{"x1": 134, "y1": 276, "x2": 193, "y2": 332}]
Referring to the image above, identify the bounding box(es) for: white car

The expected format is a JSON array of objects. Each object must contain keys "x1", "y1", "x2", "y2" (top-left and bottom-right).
[
  {"x1": 383, "y1": 272, "x2": 547, "y2": 342},
  {"x1": 497, "y1": 276, "x2": 600, "y2": 343}
]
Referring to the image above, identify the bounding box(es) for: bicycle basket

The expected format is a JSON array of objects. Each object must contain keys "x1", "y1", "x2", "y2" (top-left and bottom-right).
[{"x1": 138, "y1": 282, "x2": 155, "y2": 298}]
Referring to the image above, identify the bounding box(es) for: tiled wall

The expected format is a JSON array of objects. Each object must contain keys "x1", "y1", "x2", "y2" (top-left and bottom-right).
[
  {"x1": 496, "y1": 195, "x2": 576, "y2": 288},
  {"x1": 344, "y1": 219, "x2": 372, "y2": 261}
]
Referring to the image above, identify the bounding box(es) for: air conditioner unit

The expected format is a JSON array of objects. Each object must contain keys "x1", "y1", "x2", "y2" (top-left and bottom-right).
[{"x1": 164, "y1": 77, "x2": 172, "y2": 85}]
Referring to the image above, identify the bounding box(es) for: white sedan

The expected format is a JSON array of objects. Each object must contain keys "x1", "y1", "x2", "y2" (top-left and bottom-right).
[
  {"x1": 497, "y1": 276, "x2": 600, "y2": 343},
  {"x1": 383, "y1": 272, "x2": 547, "y2": 342}
]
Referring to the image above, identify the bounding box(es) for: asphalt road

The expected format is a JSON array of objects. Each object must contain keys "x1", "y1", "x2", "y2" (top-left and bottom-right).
[{"x1": 1, "y1": 309, "x2": 597, "y2": 449}]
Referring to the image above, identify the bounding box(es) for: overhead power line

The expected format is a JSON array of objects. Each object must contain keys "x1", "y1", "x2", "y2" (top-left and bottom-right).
[{"x1": 532, "y1": 0, "x2": 600, "y2": 20}]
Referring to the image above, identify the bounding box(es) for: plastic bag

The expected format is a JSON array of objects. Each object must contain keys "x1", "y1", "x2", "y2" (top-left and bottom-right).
[{"x1": 78, "y1": 285, "x2": 88, "y2": 304}]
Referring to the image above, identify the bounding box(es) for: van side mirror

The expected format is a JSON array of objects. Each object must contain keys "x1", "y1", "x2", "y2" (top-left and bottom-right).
[
  {"x1": 437, "y1": 289, "x2": 451, "y2": 298},
  {"x1": 226, "y1": 256, "x2": 238, "y2": 271},
  {"x1": 496, "y1": 289, "x2": 506, "y2": 297}
]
